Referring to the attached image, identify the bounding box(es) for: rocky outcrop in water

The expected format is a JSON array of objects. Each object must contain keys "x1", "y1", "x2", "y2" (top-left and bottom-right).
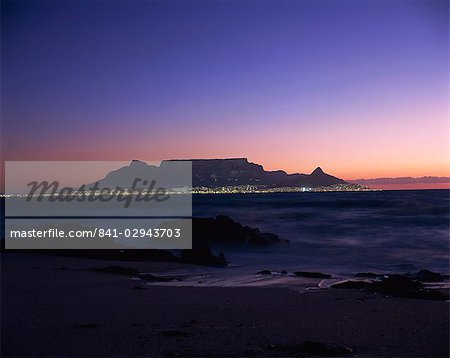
[
  {"x1": 180, "y1": 243, "x2": 227, "y2": 267},
  {"x1": 192, "y1": 215, "x2": 288, "y2": 249},
  {"x1": 332, "y1": 274, "x2": 449, "y2": 301}
]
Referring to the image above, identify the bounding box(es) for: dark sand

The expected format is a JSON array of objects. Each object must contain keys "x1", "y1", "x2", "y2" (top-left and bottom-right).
[{"x1": 1, "y1": 253, "x2": 449, "y2": 357}]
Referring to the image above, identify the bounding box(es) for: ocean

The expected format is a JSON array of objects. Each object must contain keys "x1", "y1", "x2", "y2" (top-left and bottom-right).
[
  {"x1": 192, "y1": 189, "x2": 450, "y2": 275},
  {"x1": 2, "y1": 189, "x2": 449, "y2": 277}
]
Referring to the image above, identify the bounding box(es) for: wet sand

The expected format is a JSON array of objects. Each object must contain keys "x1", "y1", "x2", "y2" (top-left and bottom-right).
[{"x1": 1, "y1": 253, "x2": 449, "y2": 357}]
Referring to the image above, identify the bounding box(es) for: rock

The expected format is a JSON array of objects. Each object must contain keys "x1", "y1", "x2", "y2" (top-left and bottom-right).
[
  {"x1": 280, "y1": 270, "x2": 288, "y2": 275},
  {"x1": 180, "y1": 243, "x2": 227, "y2": 267},
  {"x1": 370, "y1": 275, "x2": 448, "y2": 300},
  {"x1": 332, "y1": 275, "x2": 449, "y2": 301},
  {"x1": 190, "y1": 215, "x2": 288, "y2": 249},
  {"x1": 89, "y1": 266, "x2": 139, "y2": 276},
  {"x1": 294, "y1": 271, "x2": 332, "y2": 279},
  {"x1": 255, "y1": 270, "x2": 272, "y2": 275},
  {"x1": 411, "y1": 269, "x2": 446, "y2": 282},
  {"x1": 217, "y1": 252, "x2": 227, "y2": 263},
  {"x1": 369, "y1": 275, "x2": 421, "y2": 296}
]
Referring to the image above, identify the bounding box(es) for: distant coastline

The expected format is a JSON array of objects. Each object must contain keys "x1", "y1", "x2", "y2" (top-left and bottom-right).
[
  {"x1": 349, "y1": 177, "x2": 450, "y2": 190},
  {"x1": 190, "y1": 183, "x2": 378, "y2": 194}
]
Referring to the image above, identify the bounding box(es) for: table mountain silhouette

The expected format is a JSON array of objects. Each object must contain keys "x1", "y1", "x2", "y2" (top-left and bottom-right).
[{"x1": 88, "y1": 158, "x2": 346, "y2": 189}]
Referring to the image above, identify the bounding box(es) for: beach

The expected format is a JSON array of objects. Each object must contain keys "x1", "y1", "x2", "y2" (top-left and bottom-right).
[{"x1": 1, "y1": 253, "x2": 448, "y2": 357}]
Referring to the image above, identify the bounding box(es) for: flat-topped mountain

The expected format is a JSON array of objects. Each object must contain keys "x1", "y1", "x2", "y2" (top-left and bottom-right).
[
  {"x1": 164, "y1": 158, "x2": 345, "y2": 187},
  {"x1": 91, "y1": 158, "x2": 346, "y2": 188}
]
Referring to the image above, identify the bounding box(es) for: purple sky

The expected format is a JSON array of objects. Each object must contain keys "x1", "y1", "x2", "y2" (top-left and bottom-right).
[{"x1": 2, "y1": 0, "x2": 448, "y2": 180}]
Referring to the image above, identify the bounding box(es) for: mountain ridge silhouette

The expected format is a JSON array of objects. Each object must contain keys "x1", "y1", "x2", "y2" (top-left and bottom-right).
[{"x1": 90, "y1": 158, "x2": 346, "y2": 188}]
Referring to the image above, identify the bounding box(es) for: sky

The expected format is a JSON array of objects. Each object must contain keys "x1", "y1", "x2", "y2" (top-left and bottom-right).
[{"x1": 1, "y1": 0, "x2": 449, "y2": 183}]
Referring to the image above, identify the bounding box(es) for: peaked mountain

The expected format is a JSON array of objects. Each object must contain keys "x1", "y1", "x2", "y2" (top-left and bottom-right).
[
  {"x1": 91, "y1": 158, "x2": 346, "y2": 188},
  {"x1": 279, "y1": 165, "x2": 347, "y2": 187}
]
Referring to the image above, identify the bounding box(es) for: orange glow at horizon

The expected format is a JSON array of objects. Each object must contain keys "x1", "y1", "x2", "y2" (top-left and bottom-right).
[{"x1": 2, "y1": 95, "x2": 449, "y2": 181}]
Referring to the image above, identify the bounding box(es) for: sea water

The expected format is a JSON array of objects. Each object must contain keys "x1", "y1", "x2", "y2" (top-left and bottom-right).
[
  {"x1": 2, "y1": 190, "x2": 448, "y2": 280},
  {"x1": 192, "y1": 189, "x2": 450, "y2": 275}
]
